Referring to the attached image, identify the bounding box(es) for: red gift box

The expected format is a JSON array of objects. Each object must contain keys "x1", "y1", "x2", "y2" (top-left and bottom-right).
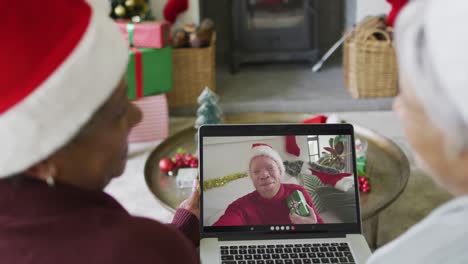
[
  {"x1": 128, "y1": 94, "x2": 169, "y2": 142},
  {"x1": 116, "y1": 21, "x2": 171, "y2": 49}
]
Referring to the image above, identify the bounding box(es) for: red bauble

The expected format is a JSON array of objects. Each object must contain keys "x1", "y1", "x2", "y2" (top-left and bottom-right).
[
  {"x1": 175, "y1": 153, "x2": 184, "y2": 162},
  {"x1": 183, "y1": 154, "x2": 191, "y2": 166},
  {"x1": 175, "y1": 159, "x2": 185, "y2": 169},
  {"x1": 190, "y1": 159, "x2": 198, "y2": 168},
  {"x1": 159, "y1": 158, "x2": 175, "y2": 173}
]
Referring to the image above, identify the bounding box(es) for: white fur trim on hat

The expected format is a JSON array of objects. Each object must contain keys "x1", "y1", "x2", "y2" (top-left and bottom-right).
[
  {"x1": 334, "y1": 176, "x2": 354, "y2": 192},
  {"x1": 248, "y1": 144, "x2": 285, "y2": 177},
  {"x1": 0, "y1": 1, "x2": 128, "y2": 177}
]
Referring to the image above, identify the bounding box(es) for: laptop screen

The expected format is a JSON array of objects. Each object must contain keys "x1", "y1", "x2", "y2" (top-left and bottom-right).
[{"x1": 199, "y1": 124, "x2": 361, "y2": 237}]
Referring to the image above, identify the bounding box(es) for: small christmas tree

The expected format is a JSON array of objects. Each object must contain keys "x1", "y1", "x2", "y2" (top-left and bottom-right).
[
  {"x1": 194, "y1": 87, "x2": 223, "y2": 142},
  {"x1": 195, "y1": 87, "x2": 223, "y2": 129},
  {"x1": 109, "y1": 0, "x2": 152, "y2": 22}
]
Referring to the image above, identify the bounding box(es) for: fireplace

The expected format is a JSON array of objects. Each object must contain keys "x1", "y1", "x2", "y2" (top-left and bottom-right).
[
  {"x1": 200, "y1": 0, "x2": 350, "y2": 73},
  {"x1": 230, "y1": 0, "x2": 318, "y2": 72}
]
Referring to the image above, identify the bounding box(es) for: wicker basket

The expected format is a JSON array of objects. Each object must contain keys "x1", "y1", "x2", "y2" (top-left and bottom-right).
[
  {"x1": 167, "y1": 33, "x2": 216, "y2": 107},
  {"x1": 343, "y1": 19, "x2": 398, "y2": 98}
]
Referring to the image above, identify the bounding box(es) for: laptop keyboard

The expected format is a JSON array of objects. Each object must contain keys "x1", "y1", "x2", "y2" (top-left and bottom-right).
[{"x1": 220, "y1": 242, "x2": 355, "y2": 264}]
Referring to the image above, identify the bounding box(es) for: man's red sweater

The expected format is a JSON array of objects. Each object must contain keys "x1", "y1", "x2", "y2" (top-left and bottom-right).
[{"x1": 213, "y1": 184, "x2": 323, "y2": 226}]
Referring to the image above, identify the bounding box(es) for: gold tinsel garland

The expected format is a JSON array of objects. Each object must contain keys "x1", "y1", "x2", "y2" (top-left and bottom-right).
[{"x1": 203, "y1": 172, "x2": 248, "y2": 191}]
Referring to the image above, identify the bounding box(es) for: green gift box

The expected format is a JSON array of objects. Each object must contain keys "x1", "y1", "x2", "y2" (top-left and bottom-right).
[
  {"x1": 356, "y1": 156, "x2": 367, "y2": 176},
  {"x1": 127, "y1": 46, "x2": 173, "y2": 100},
  {"x1": 286, "y1": 190, "x2": 310, "y2": 217}
]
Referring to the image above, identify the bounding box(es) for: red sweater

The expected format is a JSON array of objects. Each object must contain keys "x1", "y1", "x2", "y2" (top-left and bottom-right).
[
  {"x1": 0, "y1": 176, "x2": 200, "y2": 264},
  {"x1": 213, "y1": 184, "x2": 323, "y2": 226}
]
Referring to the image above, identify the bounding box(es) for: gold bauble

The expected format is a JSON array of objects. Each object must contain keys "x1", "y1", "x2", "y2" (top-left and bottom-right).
[
  {"x1": 125, "y1": 0, "x2": 135, "y2": 8},
  {"x1": 114, "y1": 4, "x2": 126, "y2": 17}
]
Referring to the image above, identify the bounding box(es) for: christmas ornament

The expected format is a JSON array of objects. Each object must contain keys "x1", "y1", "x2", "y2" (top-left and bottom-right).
[
  {"x1": 159, "y1": 148, "x2": 198, "y2": 176},
  {"x1": 114, "y1": 4, "x2": 126, "y2": 17},
  {"x1": 358, "y1": 175, "x2": 371, "y2": 193},
  {"x1": 132, "y1": 16, "x2": 142, "y2": 23},
  {"x1": 159, "y1": 158, "x2": 175, "y2": 174},
  {"x1": 109, "y1": 0, "x2": 152, "y2": 21},
  {"x1": 125, "y1": 0, "x2": 135, "y2": 9}
]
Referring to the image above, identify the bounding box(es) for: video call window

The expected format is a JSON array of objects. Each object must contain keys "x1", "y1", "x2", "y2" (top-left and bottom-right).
[{"x1": 202, "y1": 135, "x2": 358, "y2": 228}]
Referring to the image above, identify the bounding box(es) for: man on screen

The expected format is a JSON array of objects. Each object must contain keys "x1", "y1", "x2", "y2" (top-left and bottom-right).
[{"x1": 213, "y1": 143, "x2": 323, "y2": 226}]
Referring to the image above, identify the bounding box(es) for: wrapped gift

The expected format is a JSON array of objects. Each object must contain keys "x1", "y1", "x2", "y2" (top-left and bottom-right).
[
  {"x1": 355, "y1": 138, "x2": 368, "y2": 176},
  {"x1": 176, "y1": 168, "x2": 198, "y2": 189},
  {"x1": 286, "y1": 190, "x2": 310, "y2": 217},
  {"x1": 128, "y1": 94, "x2": 169, "y2": 142},
  {"x1": 127, "y1": 46, "x2": 173, "y2": 100},
  {"x1": 116, "y1": 21, "x2": 171, "y2": 48},
  {"x1": 356, "y1": 157, "x2": 367, "y2": 176}
]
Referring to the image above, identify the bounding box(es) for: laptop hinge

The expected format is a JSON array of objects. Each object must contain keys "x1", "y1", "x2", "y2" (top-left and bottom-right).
[{"x1": 218, "y1": 232, "x2": 346, "y2": 241}]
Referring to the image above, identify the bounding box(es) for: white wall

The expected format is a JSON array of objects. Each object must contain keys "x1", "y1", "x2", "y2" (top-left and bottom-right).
[
  {"x1": 356, "y1": 0, "x2": 391, "y2": 22},
  {"x1": 151, "y1": 0, "x2": 200, "y2": 24}
]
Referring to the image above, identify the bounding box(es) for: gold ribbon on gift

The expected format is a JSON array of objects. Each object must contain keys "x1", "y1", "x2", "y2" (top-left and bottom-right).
[{"x1": 203, "y1": 172, "x2": 248, "y2": 191}]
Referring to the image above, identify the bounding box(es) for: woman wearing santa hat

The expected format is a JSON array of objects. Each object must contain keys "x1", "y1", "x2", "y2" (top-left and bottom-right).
[
  {"x1": 213, "y1": 143, "x2": 323, "y2": 226},
  {"x1": 367, "y1": 0, "x2": 468, "y2": 263},
  {"x1": 0, "y1": 0, "x2": 199, "y2": 263}
]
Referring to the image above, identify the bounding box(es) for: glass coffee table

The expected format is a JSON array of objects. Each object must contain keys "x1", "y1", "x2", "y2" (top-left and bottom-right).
[{"x1": 144, "y1": 113, "x2": 410, "y2": 249}]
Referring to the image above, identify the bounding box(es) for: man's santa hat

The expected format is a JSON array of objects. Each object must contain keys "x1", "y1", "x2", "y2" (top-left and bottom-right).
[
  {"x1": 249, "y1": 143, "x2": 285, "y2": 177},
  {"x1": 0, "y1": 0, "x2": 128, "y2": 177}
]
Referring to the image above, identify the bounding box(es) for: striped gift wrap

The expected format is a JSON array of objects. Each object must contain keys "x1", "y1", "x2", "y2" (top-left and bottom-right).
[{"x1": 128, "y1": 94, "x2": 169, "y2": 142}]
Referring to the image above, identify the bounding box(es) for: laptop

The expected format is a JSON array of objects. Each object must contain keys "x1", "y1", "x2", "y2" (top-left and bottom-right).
[{"x1": 199, "y1": 124, "x2": 371, "y2": 264}]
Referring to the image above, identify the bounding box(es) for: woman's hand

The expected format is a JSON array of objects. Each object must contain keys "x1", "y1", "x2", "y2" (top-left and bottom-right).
[
  {"x1": 289, "y1": 204, "x2": 317, "y2": 224},
  {"x1": 178, "y1": 180, "x2": 200, "y2": 220}
]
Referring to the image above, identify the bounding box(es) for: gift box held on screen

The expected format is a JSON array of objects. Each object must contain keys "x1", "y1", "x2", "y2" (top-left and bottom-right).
[
  {"x1": 116, "y1": 21, "x2": 171, "y2": 49},
  {"x1": 286, "y1": 190, "x2": 310, "y2": 217},
  {"x1": 127, "y1": 46, "x2": 173, "y2": 100},
  {"x1": 128, "y1": 94, "x2": 169, "y2": 142}
]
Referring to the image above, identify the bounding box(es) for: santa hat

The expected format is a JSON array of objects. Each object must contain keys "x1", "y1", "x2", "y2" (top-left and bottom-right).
[
  {"x1": 249, "y1": 143, "x2": 285, "y2": 177},
  {"x1": 0, "y1": 0, "x2": 128, "y2": 177},
  {"x1": 309, "y1": 168, "x2": 354, "y2": 192},
  {"x1": 395, "y1": 0, "x2": 468, "y2": 154}
]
